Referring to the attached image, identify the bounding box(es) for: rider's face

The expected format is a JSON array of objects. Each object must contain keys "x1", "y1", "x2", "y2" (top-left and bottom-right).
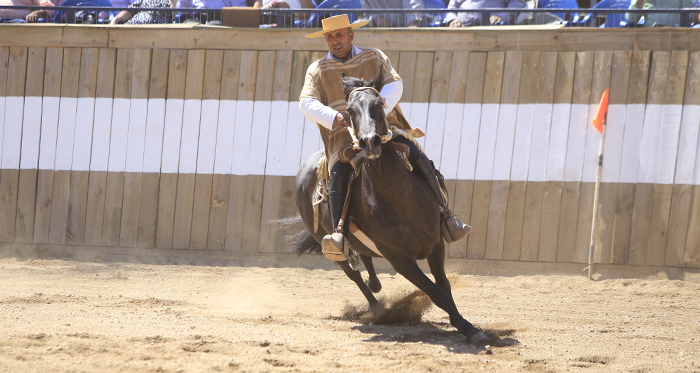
[{"x1": 325, "y1": 28, "x2": 354, "y2": 61}]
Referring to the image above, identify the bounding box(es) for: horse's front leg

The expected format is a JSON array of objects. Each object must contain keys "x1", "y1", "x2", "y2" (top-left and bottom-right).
[
  {"x1": 383, "y1": 251, "x2": 488, "y2": 344},
  {"x1": 336, "y1": 260, "x2": 379, "y2": 307},
  {"x1": 360, "y1": 254, "x2": 382, "y2": 293}
]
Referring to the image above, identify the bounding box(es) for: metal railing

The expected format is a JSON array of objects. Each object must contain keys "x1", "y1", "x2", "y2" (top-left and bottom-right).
[{"x1": 1, "y1": 6, "x2": 698, "y2": 28}]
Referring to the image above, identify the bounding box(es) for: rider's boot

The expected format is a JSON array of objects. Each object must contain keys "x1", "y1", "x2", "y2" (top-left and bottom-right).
[
  {"x1": 321, "y1": 167, "x2": 351, "y2": 261},
  {"x1": 413, "y1": 153, "x2": 472, "y2": 243}
]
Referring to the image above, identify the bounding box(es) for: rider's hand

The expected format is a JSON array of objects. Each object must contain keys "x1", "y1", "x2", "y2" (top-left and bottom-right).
[{"x1": 333, "y1": 112, "x2": 350, "y2": 129}]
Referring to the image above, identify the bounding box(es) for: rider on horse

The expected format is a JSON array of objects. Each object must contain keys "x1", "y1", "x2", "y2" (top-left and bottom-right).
[{"x1": 299, "y1": 14, "x2": 471, "y2": 260}]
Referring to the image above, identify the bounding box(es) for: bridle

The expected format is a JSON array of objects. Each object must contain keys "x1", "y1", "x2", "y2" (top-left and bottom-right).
[{"x1": 346, "y1": 86, "x2": 392, "y2": 150}]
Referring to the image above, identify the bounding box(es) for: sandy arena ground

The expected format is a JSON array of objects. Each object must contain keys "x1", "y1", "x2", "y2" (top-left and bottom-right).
[{"x1": 1, "y1": 253, "x2": 699, "y2": 373}]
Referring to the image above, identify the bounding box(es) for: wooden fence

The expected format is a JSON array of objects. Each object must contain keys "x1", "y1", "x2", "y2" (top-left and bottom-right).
[{"x1": 1, "y1": 25, "x2": 700, "y2": 269}]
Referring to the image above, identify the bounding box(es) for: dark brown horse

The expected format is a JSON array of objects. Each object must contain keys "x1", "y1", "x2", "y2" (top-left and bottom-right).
[{"x1": 291, "y1": 69, "x2": 488, "y2": 343}]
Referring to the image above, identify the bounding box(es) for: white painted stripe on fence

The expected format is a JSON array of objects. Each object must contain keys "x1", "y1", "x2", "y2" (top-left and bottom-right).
[
  {"x1": 655, "y1": 104, "x2": 683, "y2": 185},
  {"x1": 618, "y1": 104, "x2": 645, "y2": 184},
  {"x1": 600, "y1": 104, "x2": 626, "y2": 183},
  {"x1": 54, "y1": 97, "x2": 78, "y2": 171},
  {"x1": 300, "y1": 117, "x2": 321, "y2": 168},
  {"x1": 196, "y1": 99, "x2": 220, "y2": 174},
  {"x1": 425, "y1": 102, "x2": 446, "y2": 167},
  {"x1": 213, "y1": 99, "x2": 236, "y2": 175},
  {"x1": 265, "y1": 101, "x2": 290, "y2": 177},
  {"x1": 38, "y1": 97, "x2": 60, "y2": 170},
  {"x1": 676, "y1": 105, "x2": 700, "y2": 185},
  {"x1": 2, "y1": 96, "x2": 24, "y2": 169},
  {"x1": 71, "y1": 97, "x2": 95, "y2": 172},
  {"x1": 510, "y1": 103, "x2": 535, "y2": 182},
  {"x1": 474, "y1": 103, "x2": 499, "y2": 181},
  {"x1": 410, "y1": 102, "x2": 428, "y2": 149},
  {"x1": 456, "y1": 103, "x2": 481, "y2": 181},
  {"x1": 248, "y1": 100, "x2": 272, "y2": 176},
  {"x1": 125, "y1": 98, "x2": 148, "y2": 173},
  {"x1": 528, "y1": 103, "x2": 553, "y2": 182},
  {"x1": 439, "y1": 103, "x2": 465, "y2": 180},
  {"x1": 231, "y1": 100, "x2": 254, "y2": 175},
  {"x1": 0, "y1": 96, "x2": 5, "y2": 165},
  {"x1": 107, "y1": 98, "x2": 130, "y2": 173},
  {"x1": 493, "y1": 103, "x2": 517, "y2": 181},
  {"x1": 90, "y1": 97, "x2": 113, "y2": 172},
  {"x1": 161, "y1": 99, "x2": 184, "y2": 174},
  {"x1": 142, "y1": 98, "x2": 166, "y2": 173},
  {"x1": 545, "y1": 103, "x2": 571, "y2": 181},
  {"x1": 637, "y1": 104, "x2": 663, "y2": 184},
  {"x1": 20, "y1": 96, "x2": 42, "y2": 169},
  {"x1": 179, "y1": 99, "x2": 202, "y2": 174},
  {"x1": 282, "y1": 102, "x2": 305, "y2": 177},
  {"x1": 563, "y1": 104, "x2": 589, "y2": 182},
  {"x1": 399, "y1": 102, "x2": 412, "y2": 124}
]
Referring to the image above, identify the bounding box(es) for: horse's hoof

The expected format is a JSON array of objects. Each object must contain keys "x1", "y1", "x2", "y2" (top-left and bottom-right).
[
  {"x1": 366, "y1": 279, "x2": 382, "y2": 293},
  {"x1": 468, "y1": 331, "x2": 489, "y2": 344}
]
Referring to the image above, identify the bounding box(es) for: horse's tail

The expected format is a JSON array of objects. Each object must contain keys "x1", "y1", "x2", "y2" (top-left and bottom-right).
[{"x1": 270, "y1": 215, "x2": 322, "y2": 255}]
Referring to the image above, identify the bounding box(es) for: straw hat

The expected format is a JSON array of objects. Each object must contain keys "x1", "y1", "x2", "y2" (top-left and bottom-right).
[{"x1": 305, "y1": 14, "x2": 369, "y2": 39}]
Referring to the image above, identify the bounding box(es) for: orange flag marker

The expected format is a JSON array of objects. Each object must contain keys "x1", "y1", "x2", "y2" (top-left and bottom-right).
[{"x1": 592, "y1": 89, "x2": 609, "y2": 134}]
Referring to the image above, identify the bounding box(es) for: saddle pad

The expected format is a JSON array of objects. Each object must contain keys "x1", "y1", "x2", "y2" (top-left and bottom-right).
[{"x1": 349, "y1": 220, "x2": 383, "y2": 257}]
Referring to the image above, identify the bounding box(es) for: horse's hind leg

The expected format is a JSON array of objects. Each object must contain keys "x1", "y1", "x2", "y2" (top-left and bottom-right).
[
  {"x1": 384, "y1": 252, "x2": 487, "y2": 343},
  {"x1": 360, "y1": 254, "x2": 382, "y2": 293},
  {"x1": 337, "y1": 261, "x2": 379, "y2": 307},
  {"x1": 426, "y1": 242, "x2": 455, "y2": 305}
]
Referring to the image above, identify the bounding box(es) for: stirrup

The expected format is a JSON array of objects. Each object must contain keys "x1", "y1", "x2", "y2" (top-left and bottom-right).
[
  {"x1": 322, "y1": 232, "x2": 351, "y2": 261},
  {"x1": 441, "y1": 215, "x2": 473, "y2": 244}
]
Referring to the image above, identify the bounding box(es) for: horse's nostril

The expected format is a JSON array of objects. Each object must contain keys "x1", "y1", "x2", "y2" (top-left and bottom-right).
[
  {"x1": 372, "y1": 135, "x2": 381, "y2": 148},
  {"x1": 358, "y1": 138, "x2": 367, "y2": 149}
]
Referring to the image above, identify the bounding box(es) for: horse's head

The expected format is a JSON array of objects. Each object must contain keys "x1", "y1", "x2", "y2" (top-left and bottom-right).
[{"x1": 342, "y1": 67, "x2": 388, "y2": 160}]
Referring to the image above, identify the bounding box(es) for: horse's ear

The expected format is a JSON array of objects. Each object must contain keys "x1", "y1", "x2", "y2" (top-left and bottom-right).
[
  {"x1": 371, "y1": 65, "x2": 383, "y2": 92},
  {"x1": 342, "y1": 72, "x2": 348, "y2": 79}
]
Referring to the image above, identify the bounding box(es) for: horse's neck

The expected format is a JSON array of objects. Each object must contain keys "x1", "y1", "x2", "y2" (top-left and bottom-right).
[{"x1": 361, "y1": 145, "x2": 418, "y2": 195}]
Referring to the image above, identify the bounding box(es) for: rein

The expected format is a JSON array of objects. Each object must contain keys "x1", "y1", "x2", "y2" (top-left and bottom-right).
[{"x1": 346, "y1": 86, "x2": 392, "y2": 150}]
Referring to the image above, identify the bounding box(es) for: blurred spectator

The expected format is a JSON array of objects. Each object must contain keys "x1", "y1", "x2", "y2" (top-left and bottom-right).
[
  {"x1": 625, "y1": 0, "x2": 693, "y2": 26},
  {"x1": 444, "y1": 0, "x2": 526, "y2": 26},
  {"x1": 361, "y1": 0, "x2": 426, "y2": 27},
  {"x1": 0, "y1": 0, "x2": 61, "y2": 22},
  {"x1": 253, "y1": 0, "x2": 313, "y2": 9},
  {"x1": 110, "y1": 0, "x2": 176, "y2": 24},
  {"x1": 110, "y1": 0, "x2": 136, "y2": 9},
  {"x1": 176, "y1": 0, "x2": 246, "y2": 23}
]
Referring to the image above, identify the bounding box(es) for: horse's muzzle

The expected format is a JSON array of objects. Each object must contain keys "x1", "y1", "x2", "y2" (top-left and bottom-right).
[{"x1": 359, "y1": 133, "x2": 382, "y2": 160}]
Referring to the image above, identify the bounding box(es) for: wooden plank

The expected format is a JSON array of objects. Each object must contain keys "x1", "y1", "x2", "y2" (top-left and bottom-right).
[
  {"x1": 454, "y1": 52, "x2": 486, "y2": 257},
  {"x1": 409, "y1": 52, "x2": 435, "y2": 149},
  {"x1": 593, "y1": 51, "x2": 631, "y2": 264},
  {"x1": 539, "y1": 52, "x2": 575, "y2": 262},
  {"x1": 119, "y1": 49, "x2": 152, "y2": 247},
  {"x1": 155, "y1": 49, "x2": 187, "y2": 249},
  {"x1": 241, "y1": 50, "x2": 276, "y2": 252},
  {"x1": 685, "y1": 185, "x2": 700, "y2": 267},
  {"x1": 15, "y1": 47, "x2": 46, "y2": 243},
  {"x1": 555, "y1": 51, "x2": 594, "y2": 263},
  {"x1": 611, "y1": 51, "x2": 651, "y2": 264},
  {"x1": 136, "y1": 48, "x2": 169, "y2": 249},
  {"x1": 521, "y1": 51, "x2": 557, "y2": 262},
  {"x1": 48, "y1": 47, "x2": 82, "y2": 245},
  {"x1": 186, "y1": 50, "x2": 224, "y2": 250},
  {"x1": 259, "y1": 50, "x2": 293, "y2": 253},
  {"x1": 574, "y1": 50, "x2": 613, "y2": 264},
  {"x1": 225, "y1": 50, "x2": 258, "y2": 251},
  {"x1": 172, "y1": 49, "x2": 205, "y2": 249},
  {"x1": 467, "y1": 51, "x2": 504, "y2": 260},
  {"x1": 628, "y1": 51, "x2": 671, "y2": 266},
  {"x1": 84, "y1": 48, "x2": 116, "y2": 246},
  {"x1": 645, "y1": 51, "x2": 688, "y2": 267},
  {"x1": 486, "y1": 51, "x2": 522, "y2": 261},
  {"x1": 396, "y1": 51, "x2": 418, "y2": 119},
  {"x1": 101, "y1": 48, "x2": 134, "y2": 247},
  {"x1": 65, "y1": 47, "x2": 99, "y2": 245},
  {"x1": 0, "y1": 47, "x2": 28, "y2": 243},
  {"x1": 681, "y1": 52, "x2": 700, "y2": 268},
  {"x1": 207, "y1": 49, "x2": 241, "y2": 251},
  {"x1": 424, "y1": 51, "x2": 452, "y2": 165},
  {"x1": 504, "y1": 51, "x2": 539, "y2": 261},
  {"x1": 33, "y1": 47, "x2": 63, "y2": 244}
]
